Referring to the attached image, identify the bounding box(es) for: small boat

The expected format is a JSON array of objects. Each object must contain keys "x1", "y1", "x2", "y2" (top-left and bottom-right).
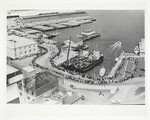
[
  {"x1": 44, "y1": 32, "x2": 61, "y2": 39},
  {"x1": 134, "y1": 46, "x2": 140, "y2": 55},
  {"x1": 99, "y1": 67, "x2": 106, "y2": 77},
  {"x1": 77, "y1": 29, "x2": 100, "y2": 42}
]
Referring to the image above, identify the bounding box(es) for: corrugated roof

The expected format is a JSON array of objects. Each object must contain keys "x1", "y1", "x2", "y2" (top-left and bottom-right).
[
  {"x1": 31, "y1": 25, "x2": 54, "y2": 31},
  {"x1": 21, "y1": 11, "x2": 86, "y2": 19},
  {"x1": 25, "y1": 71, "x2": 59, "y2": 91}
]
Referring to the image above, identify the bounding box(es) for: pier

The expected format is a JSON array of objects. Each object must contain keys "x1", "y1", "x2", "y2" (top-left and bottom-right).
[
  {"x1": 31, "y1": 25, "x2": 56, "y2": 32},
  {"x1": 45, "y1": 23, "x2": 69, "y2": 29},
  {"x1": 7, "y1": 10, "x2": 145, "y2": 105}
]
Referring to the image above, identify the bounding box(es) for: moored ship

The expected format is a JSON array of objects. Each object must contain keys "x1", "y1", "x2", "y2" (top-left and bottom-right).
[
  {"x1": 74, "y1": 50, "x2": 103, "y2": 72},
  {"x1": 77, "y1": 29, "x2": 100, "y2": 41},
  {"x1": 43, "y1": 32, "x2": 61, "y2": 39},
  {"x1": 62, "y1": 49, "x2": 103, "y2": 73}
]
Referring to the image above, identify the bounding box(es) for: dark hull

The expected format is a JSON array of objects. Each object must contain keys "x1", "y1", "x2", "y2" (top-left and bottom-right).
[
  {"x1": 61, "y1": 56, "x2": 103, "y2": 73},
  {"x1": 74, "y1": 56, "x2": 103, "y2": 73},
  {"x1": 47, "y1": 35, "x2": 57, "y2": 39},
  {"x1": 72, "y1": 46, "x2": 89, "y2": 51}
]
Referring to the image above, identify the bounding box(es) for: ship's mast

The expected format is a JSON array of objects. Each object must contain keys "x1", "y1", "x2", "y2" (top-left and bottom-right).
[{"x1": 67, "y1": 36, "x2": 72, "y2": 65}]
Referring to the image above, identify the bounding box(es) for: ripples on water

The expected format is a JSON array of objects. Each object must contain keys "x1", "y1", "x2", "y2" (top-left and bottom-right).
[{"x1": 46, "y1": 10, "x2": 144, "y2": 77}]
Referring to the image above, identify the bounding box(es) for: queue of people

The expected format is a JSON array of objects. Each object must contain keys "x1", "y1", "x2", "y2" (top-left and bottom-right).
[{"x1": 31, "y1": 41, "x2": 141, "y2": 86}]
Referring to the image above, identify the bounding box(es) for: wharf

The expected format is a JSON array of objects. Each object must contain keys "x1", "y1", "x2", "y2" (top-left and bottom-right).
[
  {"x1": 19, "y1": 28, "x2": 41, "y2": 34},
  {"x1": 78, "y1": 19, "x2": 92, "y2": 24},
  {"x1": 108, "y1": 52, "x2": 145, "y2": 82},
  {"x1": 46, "y1": 23, "x2": 69, "y2": 29},
  {"x1": 31, "y1": 25, "x2": 56, "y2": 32},
  {"x1": 60, "y1": 22, "x2": 81, "y2": 27}
]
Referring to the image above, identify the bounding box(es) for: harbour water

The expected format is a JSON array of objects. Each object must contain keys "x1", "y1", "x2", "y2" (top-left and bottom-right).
[{"x1": 46, "y1": 10, "x2": 144, "y2": 77}]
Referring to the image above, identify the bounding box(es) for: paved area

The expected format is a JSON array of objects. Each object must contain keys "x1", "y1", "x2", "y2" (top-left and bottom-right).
[
  {"x1": 7, "y1": 39, "x2": 145, "y2": 105},
  {"x1": 62, "y1": 77, "x2": 145, "y2": 105},
  {"x1": 11, "y1": 56, "x2": 34, "y2": 68}
]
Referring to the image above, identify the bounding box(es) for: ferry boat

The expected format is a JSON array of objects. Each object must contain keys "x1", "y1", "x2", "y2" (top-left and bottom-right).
[
  {"x1": 77, "y1": 29, "x2": 100, "y2": 41},
  {"x1": 60, "y1": 38, "x2": 103, "y2": 73}
]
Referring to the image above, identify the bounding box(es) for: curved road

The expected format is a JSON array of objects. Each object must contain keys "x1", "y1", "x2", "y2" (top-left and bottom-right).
[{"x1": 34, "y1": 42, "x2": 145, "y2": 92}]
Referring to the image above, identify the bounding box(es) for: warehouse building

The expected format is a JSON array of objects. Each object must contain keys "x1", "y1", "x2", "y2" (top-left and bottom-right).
[
  {"x1": 7, "y1": 64, "x2": 23, "y2": 85},
  {"x1": 14, "y1": 11, "x2": 92, "y2": 27},
  {"x1": 7, "y1": 35, "x2": 38, "y2": 59},
  {"x1": 17, "y1": 66, "x2": 82, "y2": 104},
  {"x1": 17, "y1": 66, "x2": 59, "y2": 103},
  {"x1": 7, "y1": 64, "x2": 23, "y2": 103}
]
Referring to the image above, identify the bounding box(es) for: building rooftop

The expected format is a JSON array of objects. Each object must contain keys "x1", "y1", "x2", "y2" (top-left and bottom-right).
[
  {"x1": 31, "y1": 86, "x2": 80, "y2": 105},
  {"x1": 31, "y1": 25, "x2": 54, "y2": 31},
  {"x1": 62, "y1": 92, "x2": 80, "y2": 104},
  {"x1": 20, "y1": 28, "x2": 41, "y2": 34},
  {"x1": 22, "y1": 66, "x2": 35, "y2": 73},
  {"x1": 7, "y1": 64, "x2": 19, "y2": 74},
  {"x1": 25, "y1": 71, "x2": 59, "y2": 91},
  {"x1": 8, "y1": 74, "x2": 23, "y2": 85},
  {"x1": 21, "y1": 11, "x2": 86, "y2": 19},
  {"x1": 7, "y1": 10, "x2": 78, "y2": 17},
  {"x1": 7, "y1": 35, "x2": 37, "y2": 49}
]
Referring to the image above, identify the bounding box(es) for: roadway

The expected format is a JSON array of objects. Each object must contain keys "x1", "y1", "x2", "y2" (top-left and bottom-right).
[{"x1": 62, "y1": 77, "x2": 145, "y2": 105}]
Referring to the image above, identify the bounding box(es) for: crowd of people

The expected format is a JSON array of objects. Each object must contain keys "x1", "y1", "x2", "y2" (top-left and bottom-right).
[
  {"x1": 107, "y1": 57, "x2": 126, "y2": 79},
  {"x1": 7, "y1": 27, "x2": 113, "y2": 86},
  {"x1": 49, "y1": 45, "x2": 109, "y2": 85},
  {"x1": 108, "y1": 57, "x2": 139, "y2": 84},
  {"x1": 31, "y1": 40, "x2": 141, "y2": 86}
]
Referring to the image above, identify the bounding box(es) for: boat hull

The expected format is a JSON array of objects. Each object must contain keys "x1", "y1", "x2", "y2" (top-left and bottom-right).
[
  {"x1": 74, "y1": 56, "x2": 104, "y2": 73},
  {"x1": 99, "y1": 68, "x2": 106, "y2": 77},
  {"x1": 78, "y1": 33, "x2": 100, "y2": 42},
  {"x1": 61, "y1": 56, "x2": 103, "y2": 73}
]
